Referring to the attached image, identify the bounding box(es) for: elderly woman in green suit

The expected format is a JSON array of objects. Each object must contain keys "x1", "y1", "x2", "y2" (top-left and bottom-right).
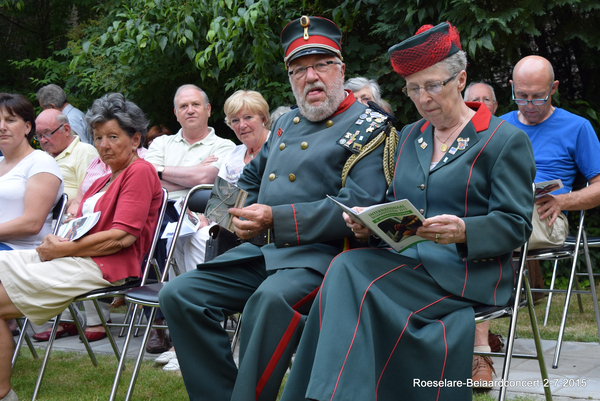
[{"x1": 280, "y1": 22, "x2": 536, "y2": 401}]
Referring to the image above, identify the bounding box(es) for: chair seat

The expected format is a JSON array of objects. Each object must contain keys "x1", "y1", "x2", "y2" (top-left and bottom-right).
[
  {"x1": 124, "y1": 282, "x2": 164, "y2": 306},
  {"x1": 74, "y1": 278, "x2": 142, "y2": 301},
  {"x1": 513, "y1": 244, "x2": 575, "y2": 260},
  {"x1": 473, "y1": 295, "x2": 529, "y2": 322},
  {"x1": 564, "y1": 234, "x2": 600, "y2": 247}
]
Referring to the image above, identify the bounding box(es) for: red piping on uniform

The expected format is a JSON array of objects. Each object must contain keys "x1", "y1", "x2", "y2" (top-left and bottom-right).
[
  {"x1": 255, "y1": 311, "x2": 302, "y2": 400},
  {"x1": 413, "y1": 263, "x2": 423, "y2": 270},
  {"x1": 461, "y1": 260, "x2": 468, "y2": 297},
  {"x1": 293, "y1": 286, "x2": 320, "y2": 310},
  {"x1": 463, "y1": 121, "x2": 503, "y2": 216},
  {"x1": 435, "y1": 320, "x2": 448, "y2": 401},
  {"x1": 392, "y1": 120, "x2": 423, "y2": 200},
  {"x1": 291, "y1": 204, "x2": 300, "y2": 245},
  {"x1": 376, "y1": 295, "x2": 455, "y2": 399},
  {"x1": 330, "y1": 264, "x2": 406, "y2": 401},
  {"x1": 414, "y1": 294, "x2": 453, "y2": 314},
  {"x1": 493, "y1": 256, "x2": 502, "y2": 305},
  {"x1": 461, "y1": 120, "x2": 502, "y2": 298},
  {"x1": 375, "y1": 312, "x2": 413, "y2": 400},
  {"x1": 319, "y1": 248, "x2": 371, "y2": 329}
]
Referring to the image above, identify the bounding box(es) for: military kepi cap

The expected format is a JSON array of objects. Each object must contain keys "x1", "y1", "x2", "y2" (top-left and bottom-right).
[
  {"x1": 388, "y1": 21, "x2": 462, "y2": 78},
  {"x1": 281, "y1": 15, "x2": 343, "y2": 66}
]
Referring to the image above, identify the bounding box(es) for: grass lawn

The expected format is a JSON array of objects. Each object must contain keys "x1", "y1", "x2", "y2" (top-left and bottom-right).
[{"x1": 10, "y1": 284, "x2": 599, "y2": 400}]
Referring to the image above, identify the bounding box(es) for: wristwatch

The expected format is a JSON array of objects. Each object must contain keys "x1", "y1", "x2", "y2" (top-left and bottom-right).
[{"x1": 156, "y1": 165, "x2": 165, "y2": 179}]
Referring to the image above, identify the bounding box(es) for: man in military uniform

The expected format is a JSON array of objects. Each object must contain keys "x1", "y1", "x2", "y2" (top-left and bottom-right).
[{"x1": 159, "y1": 15, "x2": 394, "y2": 401}]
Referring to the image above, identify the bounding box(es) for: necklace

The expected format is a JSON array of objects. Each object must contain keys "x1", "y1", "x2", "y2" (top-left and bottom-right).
[{"x1": 434, "y1": 118, "x2": 464, "y2": 152}]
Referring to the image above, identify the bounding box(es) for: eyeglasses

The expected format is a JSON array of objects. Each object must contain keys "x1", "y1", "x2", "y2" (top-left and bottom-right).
[
  {"x1": 34, "y1": 124, "x2": 64, "y2": 141},
  {"x1": 288, "y1": 61, "x2": 341, "y2": 79},
  {"x1": 402, "y1": 73, "x2": 458, "y2": 98},
  {"x1": 511, "y1": 83, "x2": 553, "y2": 106}
]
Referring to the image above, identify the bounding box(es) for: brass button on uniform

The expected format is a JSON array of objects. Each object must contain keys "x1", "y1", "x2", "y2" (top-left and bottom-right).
[
  {"x1": 279, "y1": 143, "x2": 286, "y2": 150},
  {"x1": 288, "y1": 173, "x2": 296, "y2": 182},
  {"x1": 419, "y1": 184, "x2": 425, "y2": 190},
  {"x1": 419, "y1": 209, "x2": 425, "y2": 215},
  {"x1": 269, "y1": 173, "x2": 276, "y2": 181},
  {"x1": 301, "y1": 142, "x2": 308, "y2": 150},
  {"x1": 293, "y1": 116, "x2": 300, "y2": 124},
  {"x1": 326, "y1": 120, "x2": 333, "y2": 128},
  {"x1": 284, "y1": 243, "x2": 291, "y2": 247}
]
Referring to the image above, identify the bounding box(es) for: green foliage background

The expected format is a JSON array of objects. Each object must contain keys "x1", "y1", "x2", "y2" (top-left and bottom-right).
[{"x1": 2, "y1": 0, "x2": 600, "y2": 278}]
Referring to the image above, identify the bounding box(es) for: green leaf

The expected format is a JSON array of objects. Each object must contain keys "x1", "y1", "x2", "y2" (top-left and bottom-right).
[
  {"x1": 185, "y1": 29, "x2": 193, "y2": 41},
  {"x1": 82, "y1": 41, "x2": 92, "y2": 53},
  {"x1": 159, "y1": 36, "x2": 168, "y2": 51}
]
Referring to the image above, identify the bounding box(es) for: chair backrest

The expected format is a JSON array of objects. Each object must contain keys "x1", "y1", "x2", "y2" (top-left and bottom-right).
[
  {"x1": 162, "y1": 184, "x2": 213, "y2": 281},
  {"x1": 139, "y1": 188, "x2": 170, "y2": 286},
  {"x1": 51, "y1": 193, "x2": 69, "y2": 235}
]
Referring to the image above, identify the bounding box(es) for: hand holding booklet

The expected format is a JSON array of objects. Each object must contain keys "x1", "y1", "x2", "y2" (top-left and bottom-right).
[
  {"x1": 205, "y1": 176, "x2": 248, "y2": 233},
  {"x1": 535, "y1": 179, "x2": 563, "y2": 198},
  {"x1": 57, "y1": 211, "x2": 101, "y2": 241},
  {"x1": 327, "y1": 196, "x2": 427, "y2": 253}
]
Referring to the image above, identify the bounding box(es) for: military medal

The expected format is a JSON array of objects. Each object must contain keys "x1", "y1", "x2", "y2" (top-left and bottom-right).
[{"x1": 457, "y1": 137, "x2": 469, "y2": 150}]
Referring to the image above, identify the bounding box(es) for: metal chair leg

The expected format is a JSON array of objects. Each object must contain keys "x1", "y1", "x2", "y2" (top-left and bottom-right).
[
  {"x1": 31, "y1": 313, "x2": 63, "y2": 401},
  {"x1": 125, "y1": 307, "x2": 158, "y2": 401},
  {"x1": 119, "y1": 301, "x2": 135, "y2": 337},
  {"x1": 543, "y1": 259, "x2": 559, "y2": 326},
  {"x1": 552, "y1": 238, "x2": 581, "y2": 369},
  {"x1": 109, "y1": 305, "x2": 139, "y2": 401},
  {"x1": 92, "y1": 299, "x2": 121, "y2": 360},
  {"x1": 582, "y1": 233, "x2": 600, "y2": 343},
  {"x1": 523, "y1": 274, "x2": 552, "y2": 401},
  {"x1": 12, "y1": 318, "x2": 38, "y2": 370},
  {"x1": 68, "y1": 304, "x2": 98, "y2": 366}
]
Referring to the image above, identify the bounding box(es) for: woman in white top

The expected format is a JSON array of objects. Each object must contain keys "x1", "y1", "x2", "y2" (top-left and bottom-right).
[
  {"x1": 0, "y1": 93, "x2": 63, "y2": 251},
  {"x1": 0, "y1": 93, "x2": 63, "y2": 349}
]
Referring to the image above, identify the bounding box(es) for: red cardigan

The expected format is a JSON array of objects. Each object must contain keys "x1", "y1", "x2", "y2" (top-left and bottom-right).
[{"x1": 78, "y1": 158, "x2": 162, "y2": 282}]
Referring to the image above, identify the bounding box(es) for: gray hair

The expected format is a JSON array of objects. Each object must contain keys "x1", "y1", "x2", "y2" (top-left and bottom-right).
[
  {"x1": 344, "y1": 77, "x2": 383, "y2": 105},
  {"x1": 86, "y1": 93, "x2": 148, "y2": 144},
  {"x1": 173, "y1": 84, "x2": 210, "y2": 109},
  {"x1": 435, "y1": 50, "x2": 468, "y2": 76},
  {"x1": 464, "y1": 82, "x2": 496, "y2": 101},
  {"x1": 270, "y1": 106, "x2": 292, "y2": 124},
  {"x1": 55, "y1": 113, "x2": 73, "y2": 137},
  {"x1": 36, "y1": 84, "x2": 68, "y2": 109}
]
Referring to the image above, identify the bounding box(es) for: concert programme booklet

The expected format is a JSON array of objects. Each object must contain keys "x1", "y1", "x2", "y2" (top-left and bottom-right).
[
  {"x1": 327, "y1": 195, "x2": 427, "y2": 253},
  {"x1": 535, "y1": 179, "x2": 563, "y2": 198},
  {"x1": 57, "y1": 211, "x2": 101, "y2": 241},
  {"x1": 205, "y1": 176, "x2": 249, "y2": 233}
]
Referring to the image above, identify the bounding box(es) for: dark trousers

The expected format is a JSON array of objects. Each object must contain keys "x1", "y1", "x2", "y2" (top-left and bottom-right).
[{"x1": 159, "y1": 257, "x2": 323, "y2": 401}]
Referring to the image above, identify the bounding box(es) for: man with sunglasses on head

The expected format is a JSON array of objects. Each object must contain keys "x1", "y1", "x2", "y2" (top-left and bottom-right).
[
  {"x1": 35, "y1": 109, "x2": 97, "y2": 203},
  {"x1": 502, "y1": 55, "x2": 600, "y2": 250},
  {"x1": 159, "y1": 15, "x2": 391, "y2": 401}
]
